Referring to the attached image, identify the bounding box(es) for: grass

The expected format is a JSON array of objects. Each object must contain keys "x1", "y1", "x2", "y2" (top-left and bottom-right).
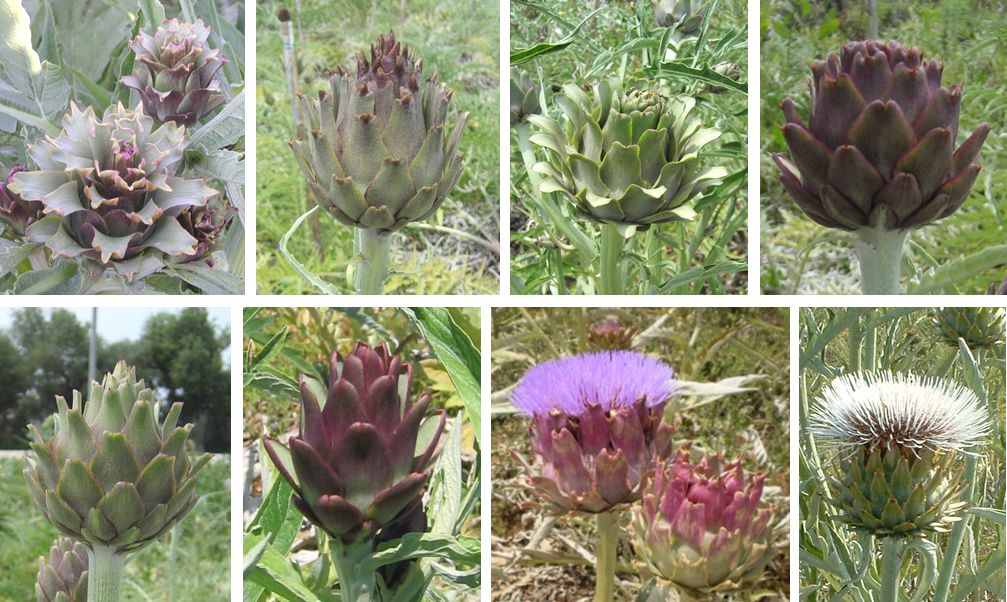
[
  {"x1": 760, "y1": 0, "x2": 1007, "y2": 294},
  {"x1": 255, "y1": 0, "x2": 500, "y2": 294},
  {"x1": 0, "y1": 455, "x2": 230, "y2": 602},
  {"x1": 490, "y1": 308, "x2": 790, "y2": 600}
]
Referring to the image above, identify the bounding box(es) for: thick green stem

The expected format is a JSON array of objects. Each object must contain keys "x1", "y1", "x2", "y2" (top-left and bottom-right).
[
  {"x1": 932, "y1": 452, "x2": 979, "y2": 602},
  {"x1": 879, "y1": 537, "x2": 902, "y2": 602},
  {"x1": 330, "y1": 537, "x2": 377, "y2": 602},
  {"x1": 853, "y1": 228, "x2": 909, "y2": 294},
  {"x1": 599, "y1": 223, "x2": 626, "y2": 295},
  {"x1": 87, "y1": 545, "x2": 125, "y2": 602},
  {"x1": 594, "y1": 511, "x2": 618, "y2": 602},
  {"x1": 352, "y1": 228, "x2": 392, "y2": 295}
]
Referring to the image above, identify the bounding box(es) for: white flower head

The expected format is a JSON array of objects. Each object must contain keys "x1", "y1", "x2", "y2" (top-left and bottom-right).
[{"x1": 809, "y1": 371, "x2": 989, "y2": 455}]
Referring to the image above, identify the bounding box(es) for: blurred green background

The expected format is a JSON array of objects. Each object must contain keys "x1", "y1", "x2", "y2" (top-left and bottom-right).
[
  {"x1": 255, "y1": 0, "x2": 500, "y2": 294},
  {"x1": 760, "y1": 0, "x2": 1007, "y2": 294}
]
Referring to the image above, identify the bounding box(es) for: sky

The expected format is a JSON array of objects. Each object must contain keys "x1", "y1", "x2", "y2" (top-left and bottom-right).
[{"x1": 0, "y1": 307, "x2": 231, "y2": 363}]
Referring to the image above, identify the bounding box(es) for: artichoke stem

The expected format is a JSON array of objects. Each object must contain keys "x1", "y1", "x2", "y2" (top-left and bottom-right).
[
  {"x1": 594, "y1": 511, "x2": 618, "y2": 602},
  {"x1": 352, "y1": 228, "x2": 392, "y2": 295},
  {"x1": 853, "y1": 228, "x2": 908, "y2": 295},
  {"x1": 878, "y1": 536, "x2": 903, "y2": 602},
  {"x1": 330, "y1": 537, "x2": 377, "y2": 602},
  {"x1": 87, "y1": 545, "x2": 125, "y2": 602},
  {"x1": 599, "y1": 223, "x2": 626, "y2": 294}
]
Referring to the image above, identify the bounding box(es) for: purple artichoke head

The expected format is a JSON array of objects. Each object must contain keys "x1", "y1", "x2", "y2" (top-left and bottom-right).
[
  {"x1": 774, "y1": 40, "x2": 990, "y2": 231},
  {"x1": 0, "y1": 164, "x2": 44, "y2": 236},
  {"x1": 636, "y1": 447, "x2": 775, "y2": 593},
  {"x1": 122, "y1": 19, "x2": 227, "y2": 127},
  {"x1": 175, "y1": 195, "x2": 235, "y2": 265},
  {"x1": 511, "y1": 351, "x2": 676, "y2": 513},
  {"x1": 264, "y1": 342, "x2": 446, "y2": 544},
  {"x1": 8, "y1": 104, "x2": 216, "y2": 277}
]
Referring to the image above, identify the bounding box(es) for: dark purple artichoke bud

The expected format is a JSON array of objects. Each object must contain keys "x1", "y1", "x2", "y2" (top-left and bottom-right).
[
  {"x1": 175, "y1": 196, "x2": 235, "y2": 265},
  {"x1": 511, "y1": 351, "x2": 676, "y2": 513},
  {"x1": 36, "y1": 537, "x2": 88, "y2": 602},
  {"x1": 8, "y1": 104, "x2": 216, "y2": 276},
  {"x1": 587, "y1": 315, "x2": 634, "y2": 351},
  {"x1": 636, "y1": 447, "x2": 775, "y2": 592},
  {"x1": 263, "y1": 342, "x2": 446, "y2": 544},
  {"x1": 774, "y1": 40, "x2": 991, "y2": 231},
  {"x1": 122, "y1": 19, "x2": 227, "y2": 127},
  {"x1": 0, "y1": 165, "x2": 44, "y2": 236}
]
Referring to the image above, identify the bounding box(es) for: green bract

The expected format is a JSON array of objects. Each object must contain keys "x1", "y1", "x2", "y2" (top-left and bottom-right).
[
  {"x1": 510, "y1": 68, "x2": 540, "y2": 126},
  {"x1": 8, "y1": 103, "x2": 217, "y2": 279},
  {"x1": 655, "y1": 0, "x2": 705, "y2": 34},
  {"x1": 24, "y1": 361, "x2": 210, "y2": 554},
  {"x1": 36, "y1": 537, "x2": 88, "y2": 602},
  {"x1": 529, "y1": 81, "x2": 726, "y2": 236},
  {"x1": 289, "y1": 32, "x2": 467, "y2": 234}
]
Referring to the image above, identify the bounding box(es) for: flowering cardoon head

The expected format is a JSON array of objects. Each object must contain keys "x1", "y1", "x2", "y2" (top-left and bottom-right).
[
  {"x1": 0, "y1": 165, "x2": 44, "y2": 236},
  {"x1": 636, "y1": 447, "x2": 775, "y2": 593},
  {"x1": 8, "y1": 103, "x2": 217, "y2": 278},
  {"x1": 809, "y1": 372, "x2": 989, "y2": 536},
  {"x1": 511, "y1": 351, "x2": 676, "y2": 513},
  {"x1": 122, "y1": 19, "x2": 227, "y2": 127},
  {"x1": 586, "y1": 316, "x2": 634, "y2": 351}
]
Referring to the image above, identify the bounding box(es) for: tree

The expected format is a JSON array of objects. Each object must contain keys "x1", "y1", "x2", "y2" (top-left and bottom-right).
[{"x1": 0, "y1": 332, "x2": 30, "y2": 447}]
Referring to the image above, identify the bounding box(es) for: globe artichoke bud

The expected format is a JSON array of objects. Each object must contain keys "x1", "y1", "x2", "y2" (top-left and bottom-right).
[
  {"x1": 932, "y1": 307, "x2": 1005, "y2": 350},
  {"x1": 121, "y1": 19, "x2": 227, "y2": 127},
  {"x1": 288, "y1": 32, "x2": 468, "y2": 233},
  {"x1": 774, "y1": 41, "x2": 991, "y2": 232},
  {"x1": 8, "y1": 104, "x2": 217, "y2": 277},
  {"x1": 530, "y1": 81, "x2": 725, "y2": 236},
  {"x1": 809, "y1": 372, "x2": 989, "y2": 536},
  {"x1": 36, "y1": 537, "x2": 88, "y2": 602},
  {"x1": 175, "y1": 196, "x2": 236, "y2": 266},
  {"x1": 0, "y1": 165, "x2": 45, "y2": 236},
  {"x1": 510, "y1": 68, "x2": 540, "y2": 126},
  {"x1": 707, "y1": 62, "x2": 741, "y2": 94},
  {"x1": 586, "y1": 315, "x2": 634, "y2": 351},
  {"x1": 511, "y1": 351, "x2": 676, "y2": 513},
  {"x1": 655, "y1": 0, "x2": 705, "y2": 35},
  {"x1": 24, "y1": 361, "x2": 211, "y2": 554},
  {"x1": 635, "y1": 447, "x2": 775, "y2": 593},
  {"x1": 263, "y1": 342, "x2": 446, "y2": 544}
]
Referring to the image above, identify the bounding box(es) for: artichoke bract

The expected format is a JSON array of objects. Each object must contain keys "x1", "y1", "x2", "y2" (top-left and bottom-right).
[
  {"x1": 289, "y1": 32, "x2": 467, "y2": 233},
  {"x1": 263, "y1": 342, "x2": 446, "y2": 544},
  {"x1": 774, "y1": 40, "x2": 991, "y2": 232},
  {"x1": 176, "y1": 195, "x2": 235, "y2": 266},
  {"x1": 24, "y1": 361, "x2": 211, "y2": 554},
  {"x1": 809, "y1": 372, "x2": 989, "y2": 536},
  {"x1": 530, "y1": 81, "x2": 725, "y2": 236},
  {"x1": 511, "y1": 351, "x2": 676, "y2": 513},
  {"x1": 586, "y1": 315, "x2": 634, "y2": 351},
  {"x1": 36, "y1": 537, "x2": 88, "y2": 602},
  {"x1": 122, "y1": 19, "x2": 227, "y2": 127},
  {"x1": 8, "y1": 104, "x2": 217, "y2": 277},
  {"x1": 0, "y1": 165, "x2": 44, "y2": 236},
  {"x1": 932, "y1": 307, "x2": 1005, "y2": 350},
  {"x1": 636, "y1": 448, "x2": 775, "y2": 593},
  {"x1": 510, "y1": 68, "x2": 540, "y2": 126}
]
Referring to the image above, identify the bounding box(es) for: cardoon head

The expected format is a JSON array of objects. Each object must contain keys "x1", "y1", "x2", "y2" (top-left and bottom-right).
[
  {"x1": 775, "y1": 40, "x2": 990, "y2": 232},
  {"x1": 511, "y1": 351, "x2": 676, "y2": 513},
  {"x1": 809, "y1": 372, "x2": 989, "y2": 536},
  {"x1": 636, "y1": 447, "x2": 775, "y2": 593}
]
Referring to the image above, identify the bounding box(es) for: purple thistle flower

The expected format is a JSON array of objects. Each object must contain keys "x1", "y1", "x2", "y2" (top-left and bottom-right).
[{"x1": 511, "y1": 351, "x2": 677, "y2": 513}]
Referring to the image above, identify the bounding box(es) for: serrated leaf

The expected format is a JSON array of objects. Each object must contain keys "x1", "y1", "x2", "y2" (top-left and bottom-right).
[
  {"x1": 190, "y1": 148, "x2": 244, "y2": 184},
  {"x1": 0, "y1": 0, "x2": 67, "y2": 133},
  {"x1": 364, "y1": 533, "x2": 480, "y2": 571},
  {"x1": 12, "y1": 260, "x2": 78, "y2": 294},
  {"x1": 188, "y1": 89, "x2": 244, "y2": 151},
  {"x1": 428, "y1": 414, "x2": 462, "y2": 536},
  {"x1": 243, "y1": 532, "x2": 320, "y2": 602},
  {"x1": 169, "y1": 262, "x2": 243, "y2": 294}
]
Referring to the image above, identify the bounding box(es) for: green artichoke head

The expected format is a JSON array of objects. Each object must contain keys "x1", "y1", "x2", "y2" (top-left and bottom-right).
[
  {"x1": 510, "y1": 68, "x2": 540, "y2": 126},
  {"x1": 36, "y1": 537, "x2": 88, "y2": 602},
  {"x1": 530, "y1": 81, "x2": 725, "y2": 236},
  {"x1": 774, "y1": 40, "x2": 991, "y2": 232},
  {"x1": 289, "y1": 32, "x2": 468, "y2": 233},
  {"x1": 24, "y1": 361, "x2": 211, "y2": 554},
  {"x1": 655, "y1": 0, "x2": 706, "y2": 33},
  {"x1": 8, "y1": 103, "x2": 218, "y2": 279},
  {"x1": 931, "y1": 307, "x2": 1005, "y2": 350}
]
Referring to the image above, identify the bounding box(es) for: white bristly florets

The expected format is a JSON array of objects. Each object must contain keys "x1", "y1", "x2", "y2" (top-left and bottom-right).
[{"x1": 809, "y1": 371, "x2": 989, "y2": 454}]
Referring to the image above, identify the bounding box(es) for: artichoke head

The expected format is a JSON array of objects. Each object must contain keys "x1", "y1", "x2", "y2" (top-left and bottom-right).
[
  {"x1": 264, "y1": 342, "x2": 446, "y2": 544},
  {"x1": 36, "y1": 537, "x2": 88, "y2": 602},
  {"x1": 586, "y1": 315, "x2": 634, "y2": 351},
  {"x1": 0, "y1": 165, "x2": 44, "y2": 236},
  {"x1": 932, "y1": 307, "x2": 1004, "y2": 350},
  {"x1": 8, "y1": 104, "x2": 218, "y2": 279},
  {"x1": 655, "y1": 0, "x2": 706, "y2": 33},
  {"x1": 774, "y1": 40, "x2": 991, "y2": 232},
  {"x1": 24, "y1": 361, "x2": 211, "y2": 554},
  {"x1": 289, "y1": 32, "x2": 468, "y2": 233},
  {"x1": 530, "y1": 81, "x2": 725, "y2": 236},
  {"x1": 122, "y1": 18, "x2": 227, "y2": 127}
]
